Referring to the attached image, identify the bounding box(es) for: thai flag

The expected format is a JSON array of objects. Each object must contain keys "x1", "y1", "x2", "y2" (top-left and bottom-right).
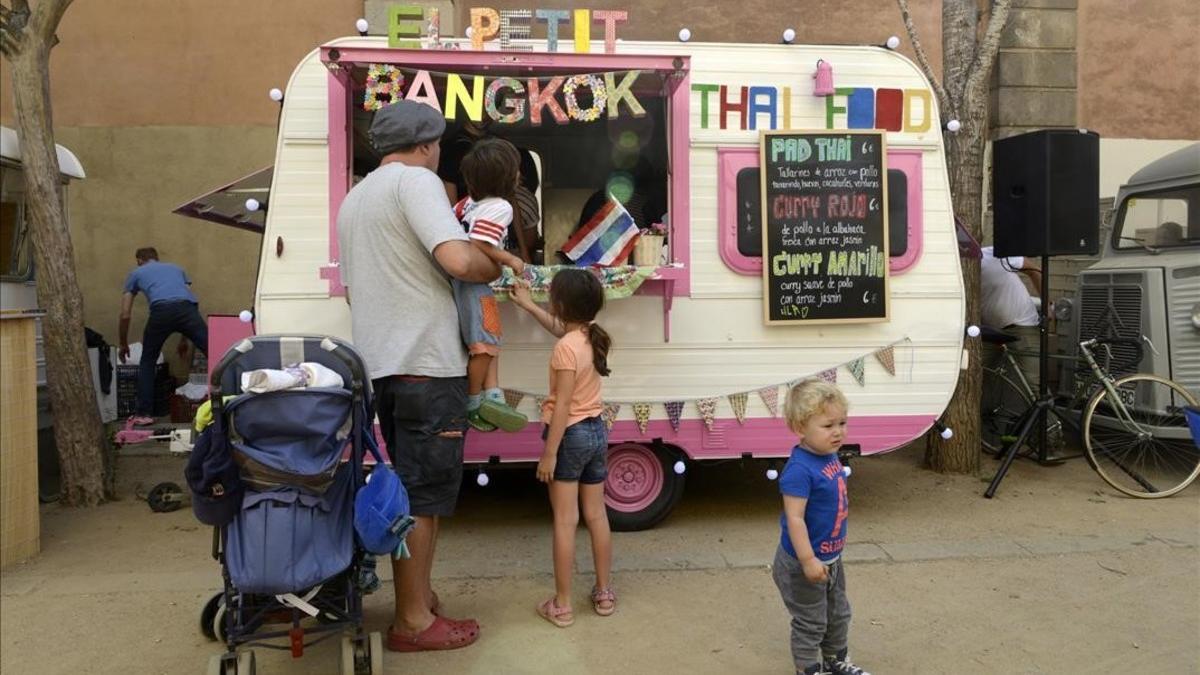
[{"x1": 560, "y1": 196, "x2": 641, "y2": 267}]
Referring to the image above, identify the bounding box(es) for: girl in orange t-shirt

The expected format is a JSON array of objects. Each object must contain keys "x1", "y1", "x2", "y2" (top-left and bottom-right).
[{"x1": 512, "y1": 268, "x2": 615, "y2": 628}]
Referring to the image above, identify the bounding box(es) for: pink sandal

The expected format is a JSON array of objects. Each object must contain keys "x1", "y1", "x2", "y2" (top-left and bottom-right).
[
  {"x1": 536, "y1": 597, "x2": 574, "y2": 628},
  {"x1": 591, "y1": 586, "x2": 616, "y2": 616}
]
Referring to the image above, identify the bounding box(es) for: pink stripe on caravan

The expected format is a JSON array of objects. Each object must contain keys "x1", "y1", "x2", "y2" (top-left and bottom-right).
[{"x1": 460, "y1": 413, "x2": 937, "y2": 463}]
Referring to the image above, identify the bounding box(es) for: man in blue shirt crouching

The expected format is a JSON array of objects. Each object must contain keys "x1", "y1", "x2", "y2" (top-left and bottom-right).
[{"x1": 118, "y1": 247, "x2": 208, "y2": 425}]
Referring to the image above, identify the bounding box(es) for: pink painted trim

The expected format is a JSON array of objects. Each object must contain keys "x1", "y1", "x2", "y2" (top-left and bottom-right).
[
  {"x1": 320, "y1": 46, "x2": 685, "y2": 72},
  {"x1": 666, "y1": 67, "x2": 691, "y2": 296},
  {"x1": 715, "y1": 148, "x2": 925, "y2": 276},
  {"x1": 322, "y1": 68, "x2": 351, "y2": 296},
  {"x1": 205, "y1": 315, "x2": 256, "y2": 382},
  {"x1": 717, "y1": 147, "x2": 762, "y2": 274},
  {"x1": 886, "y1": 150, "x2": 923, "y2": 274},
  {"x1": 461, "y1": 413, "x2": 935, "y2": 463}
]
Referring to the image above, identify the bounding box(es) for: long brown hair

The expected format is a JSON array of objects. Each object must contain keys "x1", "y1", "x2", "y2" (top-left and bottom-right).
[{"x1": 549, "y1": 269, "x2": 611, "y2": 376}]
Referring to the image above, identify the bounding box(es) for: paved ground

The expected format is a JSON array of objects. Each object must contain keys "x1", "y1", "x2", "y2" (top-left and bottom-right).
[{"x1": 2, "y1": 442, "x2": 1197, "y2": 674}]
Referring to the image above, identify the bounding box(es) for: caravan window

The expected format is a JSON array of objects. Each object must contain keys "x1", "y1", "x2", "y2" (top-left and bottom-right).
[
  {"x1": 717, "y1": 148, "x2": 924, "y2": 275},
  {"x1": 0, "y1": 164, "x2": 34, "y2": 281}
]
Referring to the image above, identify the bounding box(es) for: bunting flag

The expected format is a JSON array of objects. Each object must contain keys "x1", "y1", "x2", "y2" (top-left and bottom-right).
[
  {"x1": 559, "y1": 195, "x2": 640, "y2": 267},
  {"x1": 534, "y1": 396, "x2": 546, "y2": 414},
  {"x1": 503, "y1": 389, "x2": 525, "y2": 410},
  {"x1": 664, "y1": 401, "x2": 685, "y2": 431},
  {"x1": 875, "y1": 345, "x2": 896, "y2": 376},
  {"x1": 633, "y1": 403, "x2": 652, "y2": 434},
  {"x1": 846, "y1": 357, "x2": 866, "y2": 386},
  {"x1": 819, "y1": 368, "x2": 838, "y2": 384},
  {"x1": 696, "y1": 397, "x2": 718, "y2": 431},
  {"x1": 728, "y1": 392, "x2": 748, "y2": 425},
  {"x1": 757, "y1": 386, "x2": 779, "y2": 417},
  {"x1": 601, "y1": 402, "x2": 621, "y2": 431}
]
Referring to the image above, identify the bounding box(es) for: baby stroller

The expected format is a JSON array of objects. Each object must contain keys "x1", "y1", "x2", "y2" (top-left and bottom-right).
[{"x1": 196, "y1": 335, "x2": 390, "y2": 675}]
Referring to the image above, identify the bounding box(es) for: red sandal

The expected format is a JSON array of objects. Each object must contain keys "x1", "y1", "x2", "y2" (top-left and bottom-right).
[
  {"x1": 591, "y1": 586, "x2": 616, "y2": 616},
  {"x1": 387, "y1": 616, "x2": 480, "y2": 652},
  {"x1": 536, "y1": 597, "x2": 575, "y2": 628}
]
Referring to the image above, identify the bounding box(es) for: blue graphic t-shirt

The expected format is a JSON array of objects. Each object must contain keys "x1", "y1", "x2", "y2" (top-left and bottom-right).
[
  {"x1": 123, "y1": 261, "x2": 197, "y2": 307},
  {"x1": 778, "y1": 444, "x2": 848, "y2": 561}
]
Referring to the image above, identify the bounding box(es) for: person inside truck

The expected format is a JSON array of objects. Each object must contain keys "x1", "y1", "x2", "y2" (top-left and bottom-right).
[{"x1": 1155, "y1": 221, "x2": 1184, "y2": 246}]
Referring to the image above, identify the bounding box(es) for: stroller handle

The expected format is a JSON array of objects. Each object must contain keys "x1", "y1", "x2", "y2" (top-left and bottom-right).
[{"x1": 209, "y1": 335, "x2": 368, "y2": 413}]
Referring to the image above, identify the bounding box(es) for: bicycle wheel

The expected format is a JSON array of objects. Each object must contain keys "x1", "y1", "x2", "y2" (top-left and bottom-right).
[
  {"x1": 981, "y1": 367, "x2": 1032, "y2": 454},
  {"x1": 1082, "y1": 374, "x2": 1200, "y2": 498}
]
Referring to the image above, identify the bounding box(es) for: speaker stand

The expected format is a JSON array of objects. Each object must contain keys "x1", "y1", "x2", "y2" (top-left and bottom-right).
[{"x1": 984, "y1": 255, "x2": 1079, "y2": 498}]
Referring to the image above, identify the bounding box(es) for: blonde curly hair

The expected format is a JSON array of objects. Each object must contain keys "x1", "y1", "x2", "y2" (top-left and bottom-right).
[{"x1": 783, "y1": 378, "x2": 849, "y2": 435}]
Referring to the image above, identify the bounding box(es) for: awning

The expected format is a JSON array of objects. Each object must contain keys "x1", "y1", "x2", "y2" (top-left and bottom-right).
[
  {"x1": 172, "y1": 166, "x2": 273, "y2": 233},
  {"x1": 0, "y1": 125, "x2": 86, "y2": 179}
]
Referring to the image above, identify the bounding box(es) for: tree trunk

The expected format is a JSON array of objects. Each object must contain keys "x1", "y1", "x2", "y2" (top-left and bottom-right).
[{"x1": 7, "y1": 30, "x2": 108, "y2": 506}]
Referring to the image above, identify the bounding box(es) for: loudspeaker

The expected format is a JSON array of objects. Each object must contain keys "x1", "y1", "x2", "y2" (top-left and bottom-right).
[{"x1": 993, "y1": 129, "x2": 1099, "y2": 257}]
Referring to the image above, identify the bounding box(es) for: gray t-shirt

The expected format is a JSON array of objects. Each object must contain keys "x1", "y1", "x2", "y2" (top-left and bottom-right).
[{"x1": 337, "y1": 162, "x2": 469, "y2": 380}]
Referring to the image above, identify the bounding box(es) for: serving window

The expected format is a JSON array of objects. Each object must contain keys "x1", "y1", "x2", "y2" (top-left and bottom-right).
[
  {"x1": 321, "y1": 47, "x2": 692, "y2": 299},
  {"x1": 717, "y1": 147, "x2": 924, "y2": 275}
]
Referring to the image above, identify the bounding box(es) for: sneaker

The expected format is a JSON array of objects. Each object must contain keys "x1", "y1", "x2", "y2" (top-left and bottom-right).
[
  {"x1": 824, "y1": 652, "x2": 871, "y2": 675},
  {"x1": 476, "y1": 399, "x2": 528, "y2": 432},
  {"x1": 801, "y1": 665, "x2": 829, "y2": 675},
  {"x1": 467, "y1": 408, "x2": 497, "y2": 432},
  {"x1": 129, "y1": 415, "x2": 155, "y2": 427}
]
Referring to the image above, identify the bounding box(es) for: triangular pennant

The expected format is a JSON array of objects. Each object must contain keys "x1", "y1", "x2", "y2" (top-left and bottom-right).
[
  {"x1": 601, "y1": 402, "x2": 621, "y2": 431},
  {"x1": 696, "y1": 397, "x2": 718, "y2": 431},
  {"x1": 728, "y1": 392, "x2": 749, "y2": 425},
  {"x1": 633, "y1": 403, "x2": 652, "y2": 434},
  {"x1": 846, "y1": 357, "x2": 866, "y2": 386},
  {"x1": 503, "y1": 389, "x2": 525, "y2": 410},
  {"x1": 875, "y1": 345, "x2": 896, "y2": 376},
  {"x1": 757, "y1": 386, "x2": 779, "y2": 417},
  {"x1": 534, "y1": 396, "x2": 546, "y2": 414},
  {"x1": 819, "y1": 368, "x2": 838, "y2": 383},
  {"x1": 664, "y1": 401, "x2": 685, "y2": 432}
]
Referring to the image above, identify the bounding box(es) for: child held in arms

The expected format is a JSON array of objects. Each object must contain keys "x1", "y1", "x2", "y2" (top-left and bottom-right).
[{"x1": 451, "y1": 137, "x2": 529, "y2": 432}]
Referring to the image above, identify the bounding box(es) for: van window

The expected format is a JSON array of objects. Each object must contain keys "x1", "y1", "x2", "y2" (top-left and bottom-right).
[
  {"x1": 718, "y1": 148, "x2": 923, "y2": 275},
  {"x1": 1113, "y1": 186, "x2": 1198, "y2": 250},
  {"x1": 0, "y1": 164, "x2": 34, "y2": 281}
]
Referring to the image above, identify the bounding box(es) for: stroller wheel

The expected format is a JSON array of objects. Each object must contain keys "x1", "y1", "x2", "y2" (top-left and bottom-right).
[
  {"x1": 211, "y1": 597, "x2": 229, "y2": 644},
  {"x1": 147, "y1": 482, "x2": 184, "y2": 513},
  {"x1": 200, "y1": 593, "x2": 223, "y2": 640},
  {"x1": 237, "y1": 650, "x2": 257, "y2": 674},
  {"x1": 339, "y1": 636, "x2": 357, "y2": 675}
]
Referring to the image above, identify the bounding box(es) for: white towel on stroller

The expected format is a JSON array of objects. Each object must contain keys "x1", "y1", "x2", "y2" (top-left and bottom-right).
[{"x1": 241, "y1": 362, "x2": 345, "y2": 393}]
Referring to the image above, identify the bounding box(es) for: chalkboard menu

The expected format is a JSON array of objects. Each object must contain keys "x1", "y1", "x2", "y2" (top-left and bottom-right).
[{"x1": 760, "y1": 130, "x2": 890, "y2": 325}]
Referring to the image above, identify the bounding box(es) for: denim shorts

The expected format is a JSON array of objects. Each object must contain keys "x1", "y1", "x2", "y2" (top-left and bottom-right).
[
  {"x1": 372, "y1": 375, "x2": 468, "y2": 517},
  {"x1": 542, "y1": 416, "x2": 608, "y2": 484},
  {"x1": 451, "y1": 279, "x2": 501, "y2": 356}
]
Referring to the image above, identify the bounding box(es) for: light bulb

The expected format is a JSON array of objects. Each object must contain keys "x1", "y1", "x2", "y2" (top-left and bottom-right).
[
  {"x1": 268, "y1": 88, "x2": 284, "y2": 102},
  {"x1": 355, "y1": 18, "x2": 369, "y2": 34},
  {"x1": 966, "y1": 325, "x2": 981, "y2": 337},
  {"x1": 886, "y1": 35, "x2": 901, "y2": 50},
  {"x1": 244, "y1": 198, "x2": 260, "y2": 212},
  {"x1": 782, "y1": 28, "x2": 796, "y2": 44},
  {"x1": 940, "y1": 427, "x2": 954, "y2": 440},
  {"x1": 673, "y1": 460, "x2": 686, "y2": 474},
  {"x1": 476, "y1": 471, "x2": 489, "y2": 486},
  {"x1": 947, "y1": 119, "x2": 962, "y2": 132},
  {"x1": 766, "y1": 468, "x2": 779, "y2": 481},
  {"x1": 465, "y1": 26, "x2": 474, "y2": 38},
  {"x1": 843, "y1": 466, "x2": 852, "y2": 478},
  {"x1": 678, "y1": 28, "x2": 691, "y2": 42},
  {"x1": 238, "y1": 310, "x2": 253, "y2": 323}
]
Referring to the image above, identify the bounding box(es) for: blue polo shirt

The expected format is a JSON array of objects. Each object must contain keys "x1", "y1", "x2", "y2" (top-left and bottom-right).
[
  {"x1": 123, "y1": 261, "x2": 197, "y2": 307},
  {"x1": 778, "y1": 445, "x2": 848, "y2": 561}
]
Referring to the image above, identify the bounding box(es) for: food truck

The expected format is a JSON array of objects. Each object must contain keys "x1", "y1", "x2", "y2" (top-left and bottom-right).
[{"x1": 192, "y1": 26, "x2": 965, "y2": 529}]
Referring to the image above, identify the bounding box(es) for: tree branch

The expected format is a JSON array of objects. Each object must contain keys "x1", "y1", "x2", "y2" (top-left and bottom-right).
[
  {"x1": 962, "y1": 0, "x2": 1012, "y2": 113},
  {"x1": 895, "y1": 0, "x2": 949, "y2": 113},
  {"x1": 29, "y1": 0, "x2": 71, "y2": 46}
]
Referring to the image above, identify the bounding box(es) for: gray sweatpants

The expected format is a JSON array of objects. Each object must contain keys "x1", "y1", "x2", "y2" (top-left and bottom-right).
[{"x1": 772, "y1": 545, "x2": 852, "y2": 672}]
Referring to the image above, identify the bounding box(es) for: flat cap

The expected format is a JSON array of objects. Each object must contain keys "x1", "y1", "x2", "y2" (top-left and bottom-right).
[{"x1": 369, "y1": 100, "x2": 446, "y2": 155}]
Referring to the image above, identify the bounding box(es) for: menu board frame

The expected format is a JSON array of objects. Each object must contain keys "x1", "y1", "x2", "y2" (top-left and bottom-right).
[{"x1": 759, "y1": 129, "x2": 891, "y2": 326}]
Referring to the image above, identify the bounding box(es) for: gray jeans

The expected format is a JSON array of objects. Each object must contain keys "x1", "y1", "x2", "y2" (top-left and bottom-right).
[{"x1": 772, "y1": 545, "x2": 851, "y2": 671}]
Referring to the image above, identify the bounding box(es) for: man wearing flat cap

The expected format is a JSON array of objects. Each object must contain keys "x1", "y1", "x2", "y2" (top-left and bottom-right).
[{"x1": 337, "y1": 100, "x2": 499, "y2": 652}]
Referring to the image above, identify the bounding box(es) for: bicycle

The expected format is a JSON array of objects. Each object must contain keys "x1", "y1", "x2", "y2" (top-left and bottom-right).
[
  {"x1": 1072, "y1": 337, "x2": 1200, "y2": 498},
  {"x1": 979, "y1": 328, "x2": 1063, "y2": 457}
]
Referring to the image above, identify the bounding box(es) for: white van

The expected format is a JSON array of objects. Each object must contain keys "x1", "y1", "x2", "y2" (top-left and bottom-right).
[{"x1": 203, "y1": 36, "x2": 966, "y2": 528}]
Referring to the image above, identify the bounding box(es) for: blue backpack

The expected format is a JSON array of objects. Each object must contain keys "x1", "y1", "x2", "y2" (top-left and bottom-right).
[{"x1": 354, "y1": 433, "x2": 415, "y2": 556}]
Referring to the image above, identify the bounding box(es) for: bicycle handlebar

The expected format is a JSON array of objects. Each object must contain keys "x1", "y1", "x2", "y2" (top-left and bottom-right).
[{"x1": 1079, "y1": 336, "x2": 1145, "y2": 368}]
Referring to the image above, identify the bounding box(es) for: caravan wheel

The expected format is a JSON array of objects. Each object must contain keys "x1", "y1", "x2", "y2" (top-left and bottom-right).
[{"x1": 604, "y1": 443, "x2": 685, "y2": 531}]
